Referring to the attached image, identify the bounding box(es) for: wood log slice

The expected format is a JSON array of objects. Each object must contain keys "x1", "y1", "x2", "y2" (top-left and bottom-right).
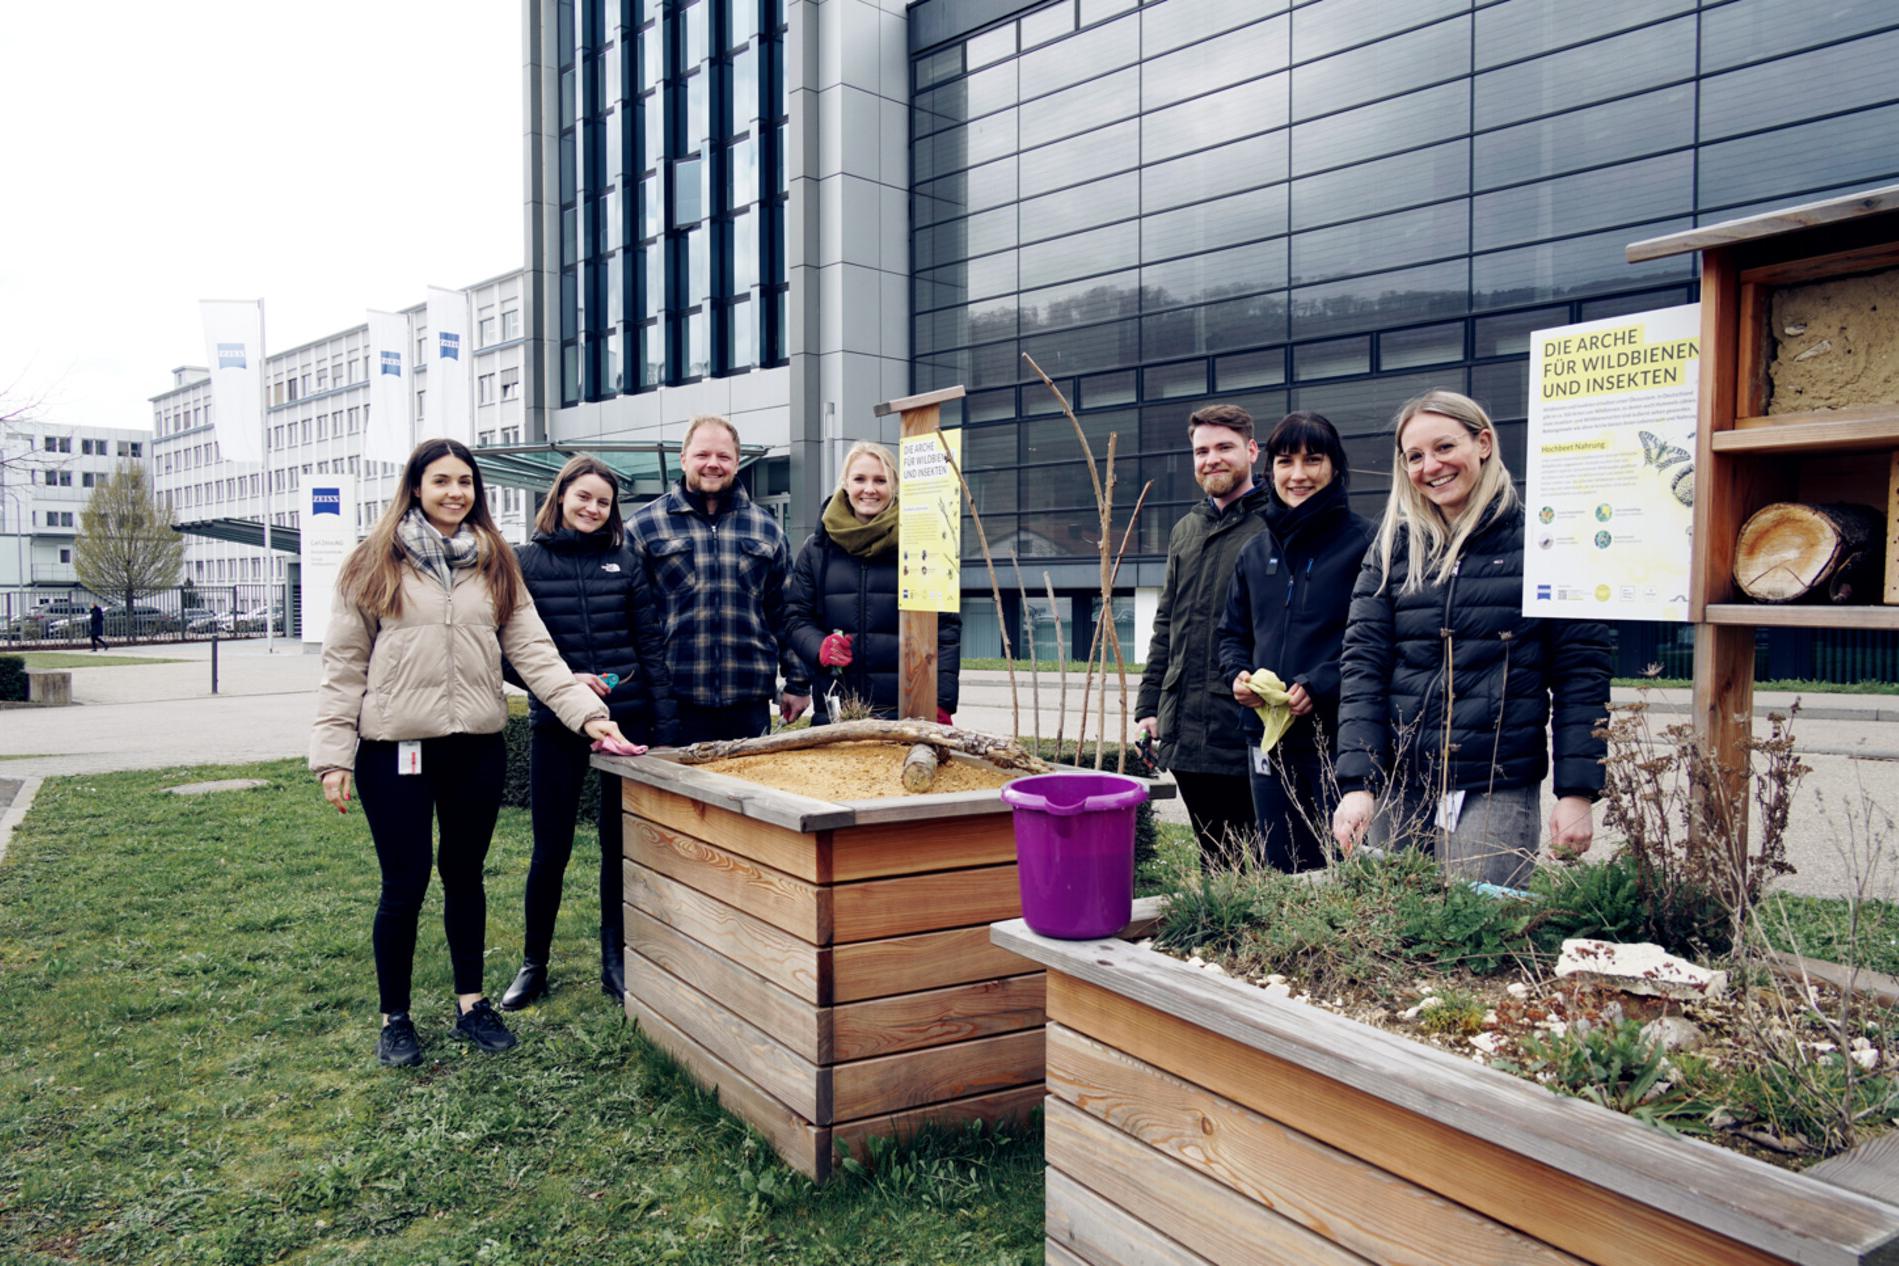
[
  {"x1": 900, "y1": 743, "x2": 940, "y2": 792},
  {"x1": 1734, "y1": 501, "x2": 1886, "y2": 603}
]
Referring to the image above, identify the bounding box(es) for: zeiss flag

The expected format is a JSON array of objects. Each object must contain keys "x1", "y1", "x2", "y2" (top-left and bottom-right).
[
  {"x1": 364, "y1": 309, "x2": 414, "y2": 466},
  {"x1": 424, "y1": 287, "x2": 474, "y2": 444},
  {"x1": 198, "y1": 300, "x2": 266, "y2": 465}
]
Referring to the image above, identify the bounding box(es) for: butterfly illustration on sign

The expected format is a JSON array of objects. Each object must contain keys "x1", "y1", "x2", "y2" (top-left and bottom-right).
[{"x1": 1638, "y1": 429, "x2": 1695, "y2": 508}]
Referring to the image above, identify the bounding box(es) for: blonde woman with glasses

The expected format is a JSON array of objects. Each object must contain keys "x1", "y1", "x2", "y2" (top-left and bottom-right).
[{"x1": 1330, "y1": 390, "x2": 1611, "y2": 888}]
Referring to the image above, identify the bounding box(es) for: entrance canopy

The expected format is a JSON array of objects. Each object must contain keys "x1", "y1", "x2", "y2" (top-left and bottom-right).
[
  {"x1": 174, "y1": 519, "x2": 301, "y2": 553},
  {"x1": 471, "y1": 439, "x2": 770, "y2": 501}
]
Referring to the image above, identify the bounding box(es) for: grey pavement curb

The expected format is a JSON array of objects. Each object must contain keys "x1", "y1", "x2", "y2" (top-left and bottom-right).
[{"x1": 0, "y1": 775, "x2": 45, "y2": 866}]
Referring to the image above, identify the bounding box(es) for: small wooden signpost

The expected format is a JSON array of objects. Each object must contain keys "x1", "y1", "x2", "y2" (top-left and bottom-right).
[{"x1": 873, "y1": 385, "x2": 966, "y2": 722}]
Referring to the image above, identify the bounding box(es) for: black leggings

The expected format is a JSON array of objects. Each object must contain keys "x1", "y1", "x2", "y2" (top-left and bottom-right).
[
  {"x1": 523, "y1": 720, "x2": 630, "y2": 962},
  {"x1": 1248, "y1": 745, "x2": 1330, "y2": 874},
  {"x1": 355, "y1": 732, "x2": 507, "y2": 1014}
]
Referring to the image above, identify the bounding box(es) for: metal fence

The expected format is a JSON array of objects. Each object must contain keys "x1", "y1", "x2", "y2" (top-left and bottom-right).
[
  {"x1": 0, "y1": 584, "x2": 290, "y2": 649},
  {"x1": 1609, "y1": 621, "x2": 1899, "y2": 685}
]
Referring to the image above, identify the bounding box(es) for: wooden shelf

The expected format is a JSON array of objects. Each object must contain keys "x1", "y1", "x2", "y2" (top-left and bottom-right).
[
  {"x1": 1711, "y1": 405, "x2": 1899, "y2": 455},
  {"x1": 1706, "y1": 603, "x2": 1899, "y2": 630}
]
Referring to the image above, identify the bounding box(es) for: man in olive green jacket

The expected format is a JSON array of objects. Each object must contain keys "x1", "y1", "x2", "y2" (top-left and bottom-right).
[{"x1": 1137, "y1": 404, "x2": 1270, "y2": 868}]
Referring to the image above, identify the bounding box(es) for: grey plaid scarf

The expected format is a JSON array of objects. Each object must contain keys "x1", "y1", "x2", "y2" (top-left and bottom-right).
[{"x1": 396, "y1": 507, "x2": 481, "y2": 589}]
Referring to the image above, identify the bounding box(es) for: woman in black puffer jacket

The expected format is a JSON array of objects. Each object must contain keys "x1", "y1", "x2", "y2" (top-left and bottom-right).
[
  {"x1": 501, "y1": 455, "x2": 676, "y2": 1011},
  {"x1": 1216, "y1": 413, "x2": 1375, "y2": 874},
  {"x1": 786, "y1": 441, "x2": 960, "y2": 724},
  {"x1": 1332, "y1": 390, "x2": 1611, "y2": 889}
]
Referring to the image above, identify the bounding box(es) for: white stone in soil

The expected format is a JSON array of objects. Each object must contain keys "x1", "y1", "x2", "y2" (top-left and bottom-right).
[
  {"x1": 1265, "y1": 973, "x2": 1288, "y2": 986},
  {"x1": 1856, "y1": 1047, "x2": 1881, "y2": 1071},
  {"x1": 1505, "y1": 981, "x2": 1530, "y2": 999},
  {"x1": 1639, "y1": 1015, "x2": 1705, "y2": 1052},
  {"x1": 1555, "y1": 938, "x2": 1729, "y2": 1000},
  {"x1": 1469, "y1": 1032, "x2": 1504, "y2": 1054},
  {"x1": 1262, "y1": 983, "x2": 1292, "y2": 1000}
]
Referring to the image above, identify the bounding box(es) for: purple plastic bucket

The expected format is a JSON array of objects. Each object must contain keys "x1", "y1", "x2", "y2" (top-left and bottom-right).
[{"x1": 1001, "y1": 773, "x2": 1149, "y2": 940}]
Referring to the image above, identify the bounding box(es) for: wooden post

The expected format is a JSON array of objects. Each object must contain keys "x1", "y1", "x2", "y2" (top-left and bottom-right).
[
  {"x1": 1886, "y1": 451, "x2": 1899, "y2": 605},
  {"x1": 873, "y1": 385, "x2": 966, "y2": 721}
]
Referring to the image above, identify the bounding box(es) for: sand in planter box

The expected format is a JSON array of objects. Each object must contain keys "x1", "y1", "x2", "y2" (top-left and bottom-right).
[{"x1": 701, "y1": 741, "x2": 1016, "y2": 800}]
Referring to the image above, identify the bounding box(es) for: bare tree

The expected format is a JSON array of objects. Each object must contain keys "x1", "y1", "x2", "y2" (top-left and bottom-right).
[{"x1": 74, "y1": 463, "x2": 182, "y2": 614}]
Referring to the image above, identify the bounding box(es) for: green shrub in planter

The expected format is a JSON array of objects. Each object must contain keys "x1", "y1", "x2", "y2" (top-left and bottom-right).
[{"x1": 0, "y1": 655, "x2": 25, "y2": 702}]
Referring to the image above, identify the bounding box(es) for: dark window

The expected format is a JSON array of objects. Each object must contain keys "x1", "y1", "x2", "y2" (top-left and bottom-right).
[{"x1": 1474, "y1": 85, "x2": 1693, "y2": 190}]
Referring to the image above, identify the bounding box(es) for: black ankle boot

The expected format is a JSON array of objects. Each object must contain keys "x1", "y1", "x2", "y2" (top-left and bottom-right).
[
  {"x1": 500, "y1": 959, "x2": 548, "y2": 1011},
  {"x1": 600, "y1": 928, "x2": 627, "y2": 1002}
]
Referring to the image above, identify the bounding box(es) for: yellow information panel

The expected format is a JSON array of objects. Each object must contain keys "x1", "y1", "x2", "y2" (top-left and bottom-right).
[
  {"x1": 898, "y1": 429, "x2": 962, "y2": 613},
  {"x1": 1523, "y1": 303, "x2": 1698, "y2": 622}
]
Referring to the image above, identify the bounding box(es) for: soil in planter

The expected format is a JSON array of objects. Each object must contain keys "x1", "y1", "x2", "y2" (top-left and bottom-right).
[
  {"x1": 700, "y1": 741, "x2": 1018, "y2": 800},
  {"x1": 1150, "y1": 852, "x2": 1899, "y2": 1169}
]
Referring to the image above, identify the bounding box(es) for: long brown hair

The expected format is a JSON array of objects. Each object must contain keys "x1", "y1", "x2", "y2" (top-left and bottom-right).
[
  {"x1": 337, "y1": 437, "x2": 525, "y2": 625},
  {"x1": 532, "y1": 453, "x2": 625, "y2": 545}
]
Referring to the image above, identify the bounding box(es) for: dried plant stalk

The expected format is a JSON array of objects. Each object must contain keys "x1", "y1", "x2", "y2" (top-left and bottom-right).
[
  {"x1": 1094, "y1": 433, "x2": 1118, "y2": 770},
  {"x1": 1012, "y1": 549, "x2": 1040, "y2": 749},
  {"x1": 1044, "y1": 570, "x2": 1066, "y2": 759}
]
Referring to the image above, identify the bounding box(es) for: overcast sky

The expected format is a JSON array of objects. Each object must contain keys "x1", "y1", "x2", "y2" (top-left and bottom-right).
[{"x1": 0, "y1": 1, "x2": 523, "y2": 434}]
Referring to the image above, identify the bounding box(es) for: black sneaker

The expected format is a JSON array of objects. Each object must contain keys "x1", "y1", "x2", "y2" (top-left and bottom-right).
[
  {"x1": 453, "y1": 998, "x2": 519, "y2": 1053},
  {"x1": 378, "y1": 1013, "x2": 423, "y2": 1067}
]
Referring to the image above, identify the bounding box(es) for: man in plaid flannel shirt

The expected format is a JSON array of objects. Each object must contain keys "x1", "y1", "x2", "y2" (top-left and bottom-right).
[{"x1": 629, "y1": 415, "x2": 811, "y2": 743}]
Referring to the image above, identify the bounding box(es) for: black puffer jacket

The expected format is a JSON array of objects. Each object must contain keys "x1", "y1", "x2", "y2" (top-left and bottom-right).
[
  {"x1": 1215, "y1": 482, "x2": 1375, "y2": 753},
  {"x1": 785, "y1": 525, "x2": 961, "y2": 721},
  {"x1": 511, "y1": 527, "x2": 677, "y2": 739},
  {"x1": 1334, "y1": 503, "x2": 1611, "y2": 800},
  {"x1": 1136, "y1": 484, "x2": 1272, "y2": 775}
]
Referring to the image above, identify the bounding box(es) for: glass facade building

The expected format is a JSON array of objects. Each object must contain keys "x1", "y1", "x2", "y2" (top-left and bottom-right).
[
  {"x1": 552, "y1": 0, "x2": 789, "y2": 407},
  {"x1": 906, "y1": 0, "x2": 1899, "y2": 561}
]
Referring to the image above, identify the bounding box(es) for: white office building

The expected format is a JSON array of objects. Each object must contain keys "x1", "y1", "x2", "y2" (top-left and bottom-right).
[
  {"x1": 150, "y1": 272, "x2": 535, "y2": 614},
  {"x1": 0, "y1": 416, "x2": 150, "y2": 598}
]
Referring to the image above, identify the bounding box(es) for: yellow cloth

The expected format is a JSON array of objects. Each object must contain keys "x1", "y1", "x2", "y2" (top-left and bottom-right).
[{"x1": 1243, "y1": 668, "x2": 1295, "y2": 754}]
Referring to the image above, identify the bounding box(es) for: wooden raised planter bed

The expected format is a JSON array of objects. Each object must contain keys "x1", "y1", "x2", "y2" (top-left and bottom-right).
[
  {"x1": 994, "y1": 908, "x2": 1899, "y2": 1266},
  {"x1": 590, "y1": 750, "x2": 1066, "y2": 1180}
]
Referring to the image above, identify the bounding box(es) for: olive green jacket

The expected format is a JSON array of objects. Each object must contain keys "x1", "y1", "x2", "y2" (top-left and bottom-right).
[{"x1": 1135, "y1": 484, "x2": 1271, "y2": 775}]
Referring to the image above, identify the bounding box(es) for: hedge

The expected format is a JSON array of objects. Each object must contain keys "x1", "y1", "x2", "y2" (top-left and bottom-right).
[{"x1": 0, "y1": 656, "x2": 25, "y2": 703}]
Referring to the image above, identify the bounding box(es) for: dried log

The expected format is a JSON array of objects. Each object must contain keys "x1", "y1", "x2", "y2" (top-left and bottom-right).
[
  {"x1": 901, "y1": 743, "x2": 941, "y2": 792},
  {"x1": 1734, "y1": 501, "x2": 1886, "y2": 602},
  {"x1": 671, "y1": 720, "x2": 1050, "y2": 774}
]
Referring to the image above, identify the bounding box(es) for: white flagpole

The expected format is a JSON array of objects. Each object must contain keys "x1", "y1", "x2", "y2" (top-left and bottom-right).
[{"x1": 259, "y1": 299, "x2": 274, "y2": 655}]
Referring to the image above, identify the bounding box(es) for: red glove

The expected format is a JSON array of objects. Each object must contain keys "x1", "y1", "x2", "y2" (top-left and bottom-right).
[
  {"x1": 819, "y1": 631, "x2": 853, "y2": 668},
  {"x1": 937, "y1": 707, "x2": 953, "y2": 726}
]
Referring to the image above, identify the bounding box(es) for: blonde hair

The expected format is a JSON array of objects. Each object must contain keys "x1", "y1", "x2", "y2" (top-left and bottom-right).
[
  {"x1": 682, "y1": 413, "x2": 741, "y2": 454},
  {"x1": 835, "y1": 441, "x2": 899, "y2": 501},
  {"x1": 338, "y1": 437, "x2": 524, "y2": 624},
  {"x1": 1372, "y1": 390, "x2": 1519, "y2": 595}
]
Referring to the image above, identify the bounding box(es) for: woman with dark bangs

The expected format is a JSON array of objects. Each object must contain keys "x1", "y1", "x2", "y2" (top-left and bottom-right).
[{"x1": 1216, "y1": 412, "x2": 1375, "y2": 871}]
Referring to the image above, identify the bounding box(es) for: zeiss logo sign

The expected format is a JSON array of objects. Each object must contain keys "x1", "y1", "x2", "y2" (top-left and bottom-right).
[
  {"x1": 216, "y1": 342, "x2": 247, "y2": 370},
  {"x1": 379, "y1": 350, "x2": 402, "y2": 377},
  {"x1": 438, "y1": 331, "x2": 461, "y2": 360},
  {"x1": 312, "y1": 488, "x2": 342, "y2": 516}
]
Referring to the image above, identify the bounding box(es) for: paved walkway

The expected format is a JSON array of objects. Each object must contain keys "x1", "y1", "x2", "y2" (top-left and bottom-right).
[{"x1": 2, "y1": 646, "x2": 1895, "y2": 900}]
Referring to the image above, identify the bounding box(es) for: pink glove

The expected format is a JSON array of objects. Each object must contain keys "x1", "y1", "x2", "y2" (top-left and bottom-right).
[
  {"x1": 819, "y1": 631, "x2": 853, "y2": 668},
  {"x1": 590, "y1": 736, "x2": 649, "y2": 757}
]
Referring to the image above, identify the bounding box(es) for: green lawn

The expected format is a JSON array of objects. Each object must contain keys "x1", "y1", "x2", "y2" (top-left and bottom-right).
[
  {"x1": 0, "y1": 762, "x2": 1043, "y2": 1266},
  {"x1": 16, "y1": 652, "x2": 188, "y2": 669}
]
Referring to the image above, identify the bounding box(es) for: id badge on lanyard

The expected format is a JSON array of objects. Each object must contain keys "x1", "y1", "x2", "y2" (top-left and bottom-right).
[{"x1": 397, "y1": 740, "x2": 422, "y2": 775}]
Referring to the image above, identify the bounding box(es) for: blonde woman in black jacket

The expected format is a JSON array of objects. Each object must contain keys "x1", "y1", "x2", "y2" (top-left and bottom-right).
[{"x1": 1331, "y1": 391, "x2": 1611, "y2": 888}]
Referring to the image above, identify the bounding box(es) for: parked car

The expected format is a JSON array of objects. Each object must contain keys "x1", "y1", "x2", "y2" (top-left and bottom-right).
[
  {"x1": 185, "y1": 609, "x2": 234, "y2": 635},
  {"x1": 53, "y1": 604, "x2": 179, "y2": 638},
  {"x1": 233, "y1": 604, "x2": 286, "y2": 634},
  {"x1": 1, "y1": 600, "x2": 91, "y2": 641}
]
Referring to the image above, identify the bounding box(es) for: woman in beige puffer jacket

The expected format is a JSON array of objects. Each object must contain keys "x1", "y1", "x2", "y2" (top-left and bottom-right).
[{"x1": 310, "y1": 438, "x2": 632, "y2": 1068}]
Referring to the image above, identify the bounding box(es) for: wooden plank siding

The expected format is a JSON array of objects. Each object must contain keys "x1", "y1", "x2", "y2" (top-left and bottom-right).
[
  {"x1": 1048, "y1": 1027, "x2": 1580, "y2": 1266},
  {"x1": 610, "y1": 772, "x2": 1051, "y2": 1181}
]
